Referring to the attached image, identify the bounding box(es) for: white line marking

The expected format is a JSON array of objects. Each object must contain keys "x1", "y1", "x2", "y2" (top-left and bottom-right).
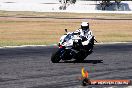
[{"x1": 0, "y1": 42, "x2": 132, "y2": 49}]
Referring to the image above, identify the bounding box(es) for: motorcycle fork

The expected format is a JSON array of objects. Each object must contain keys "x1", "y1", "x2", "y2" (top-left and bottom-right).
[{"x1": 58, "y1": 48, "x2": 66, "y2": 59}]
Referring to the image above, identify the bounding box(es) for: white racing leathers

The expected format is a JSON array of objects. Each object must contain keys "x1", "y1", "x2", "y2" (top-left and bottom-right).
[{"x1": 75, "y1": 29, "x2": 93, "y2": 46}]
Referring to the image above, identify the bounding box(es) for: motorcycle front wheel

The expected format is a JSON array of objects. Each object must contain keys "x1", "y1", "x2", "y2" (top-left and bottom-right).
[{"x1": 51, "y1": 49, "x2": 64, "y2": 63}]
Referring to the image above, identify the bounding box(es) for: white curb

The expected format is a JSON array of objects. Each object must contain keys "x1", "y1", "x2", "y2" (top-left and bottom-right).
[{"x1": 0, "y1": 42, "x2": 132, "y2": 49}]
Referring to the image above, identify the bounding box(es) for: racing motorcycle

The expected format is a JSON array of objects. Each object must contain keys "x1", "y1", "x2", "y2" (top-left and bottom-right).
[{"x1": 51, "y1": 29, "x2": 96, "y2": 63}]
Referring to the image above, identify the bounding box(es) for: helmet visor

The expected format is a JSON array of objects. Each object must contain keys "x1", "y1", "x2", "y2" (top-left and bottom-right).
[{"x1": 81, "y1": 26, "x2": 88, "y2": 31}]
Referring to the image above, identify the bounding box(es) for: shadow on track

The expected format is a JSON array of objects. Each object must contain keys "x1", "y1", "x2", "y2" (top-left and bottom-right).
[{"x1": 59, "y1": 60, "x2": 103, "y2": 64}]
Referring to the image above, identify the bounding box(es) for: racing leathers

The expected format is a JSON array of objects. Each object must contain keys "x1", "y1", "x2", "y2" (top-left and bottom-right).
[
  {"x1": 75, "y1": 28, "x2": 93, "y2": 46},
  {"x1": 73, "y1": 28, "x2": 94, "y2": 52}
]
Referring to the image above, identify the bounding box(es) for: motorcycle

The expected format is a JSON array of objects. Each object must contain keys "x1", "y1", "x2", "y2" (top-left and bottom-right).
[{"x1": 51, "y1": 29, "x2": 96, "y2": 63}]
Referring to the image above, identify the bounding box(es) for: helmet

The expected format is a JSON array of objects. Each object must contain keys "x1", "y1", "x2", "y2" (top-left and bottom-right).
[{"x1": 81, "y1": 22, "x2": 89, "y2": 31}]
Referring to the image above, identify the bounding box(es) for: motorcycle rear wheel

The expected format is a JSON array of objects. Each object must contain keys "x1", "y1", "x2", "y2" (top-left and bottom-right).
[{"x1": 75, "y1": 51, "x2": 86, "y2": 62}]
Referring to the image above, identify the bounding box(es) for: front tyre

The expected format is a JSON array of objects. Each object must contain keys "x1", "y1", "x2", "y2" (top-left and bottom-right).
[{"x1": 51, "y1": 50, "x2": 61, "y2": 63}]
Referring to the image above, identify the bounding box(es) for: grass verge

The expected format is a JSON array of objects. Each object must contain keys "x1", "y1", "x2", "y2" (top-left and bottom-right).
[{"x1": 0, "y1": 11, "x2": 132, "y2": 46}]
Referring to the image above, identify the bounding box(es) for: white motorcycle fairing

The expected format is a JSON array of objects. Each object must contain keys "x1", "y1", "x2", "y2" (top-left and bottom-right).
[{"x1": 51, "y1": 31, "x2": 95, "y2": 63}]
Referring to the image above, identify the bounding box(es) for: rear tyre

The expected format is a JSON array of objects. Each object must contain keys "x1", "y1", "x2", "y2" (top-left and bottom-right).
[
  {"x1": 75, "y1": 51, "x2": 86, "y2": 62},
  {"x1": 51, "y1": 50, "x2": 61, "y2": 63}
]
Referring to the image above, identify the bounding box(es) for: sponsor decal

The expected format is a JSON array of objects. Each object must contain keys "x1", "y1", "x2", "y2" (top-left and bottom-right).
[{"x1": 79, "y1": 67, "x2": 131, "y2": 86}]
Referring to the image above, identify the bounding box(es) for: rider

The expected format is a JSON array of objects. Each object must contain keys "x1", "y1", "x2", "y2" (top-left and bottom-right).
[{"x1": 74, "y1": 22, "x2": 94, "y2": 50}]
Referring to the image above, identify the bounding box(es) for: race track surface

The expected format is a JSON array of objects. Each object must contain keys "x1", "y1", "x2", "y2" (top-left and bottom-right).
[{"x1": 0, "y1": 43, "x2": 132, "y2": 88}]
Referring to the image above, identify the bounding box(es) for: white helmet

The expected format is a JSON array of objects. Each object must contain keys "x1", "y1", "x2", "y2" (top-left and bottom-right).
[{"x1": 81, "y1": 22, "x2": 89, "y2": 31}]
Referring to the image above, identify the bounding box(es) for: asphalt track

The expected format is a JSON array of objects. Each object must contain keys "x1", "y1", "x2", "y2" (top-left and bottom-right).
[{"x1": 0, "y1": 43, "x2": 132, "y2": 88}]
